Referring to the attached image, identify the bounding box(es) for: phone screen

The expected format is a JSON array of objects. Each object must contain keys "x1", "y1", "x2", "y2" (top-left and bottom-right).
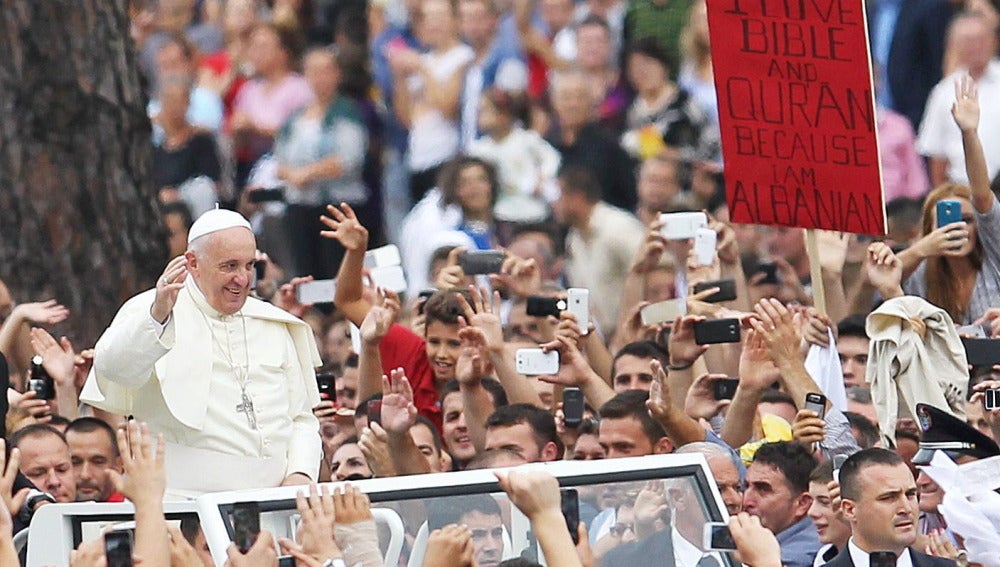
[
  {"x1": 232, "y1": 502, "x2": 260, "y2": 554},
  {"x1": 561, "y1": 489, "x2": 580, "y2": 544},
  {"x1": 105, "y1": 531, "x2": 134, "y2": 567}
]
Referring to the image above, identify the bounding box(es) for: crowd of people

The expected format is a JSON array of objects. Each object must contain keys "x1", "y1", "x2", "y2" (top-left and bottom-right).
[{"x1": 3, "y1": 0, "x2": 1000, "y2": 565}]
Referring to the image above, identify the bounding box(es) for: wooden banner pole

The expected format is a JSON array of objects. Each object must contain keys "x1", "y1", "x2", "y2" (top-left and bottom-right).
[{"x1": 806, "y1": 229, "x2": 827, "y2": 316}]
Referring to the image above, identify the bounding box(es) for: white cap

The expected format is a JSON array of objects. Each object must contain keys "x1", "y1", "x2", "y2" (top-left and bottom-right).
[{"x1": 187, "y1": 208, "x2": 253, "y2": 244}]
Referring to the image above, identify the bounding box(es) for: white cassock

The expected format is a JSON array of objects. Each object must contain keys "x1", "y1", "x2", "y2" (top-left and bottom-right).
[{"x1": 81, "y1": 278, "x2": 322, "y2": 497}]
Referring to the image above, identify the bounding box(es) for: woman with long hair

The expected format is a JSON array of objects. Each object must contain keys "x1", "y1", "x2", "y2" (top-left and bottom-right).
[{"x1": 897, "y1": 77, "x2": 1000, "y2": 324}]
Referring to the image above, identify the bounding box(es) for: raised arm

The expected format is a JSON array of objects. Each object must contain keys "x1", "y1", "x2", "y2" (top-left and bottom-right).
[
  {"x1": 496, "y1": 470, "x2": 584, "y2": 567},
  {"x1": 0, "y1": 300, "x2": 70, "y2": 378},
  {"x1": 357, "y1": 291, "x2": 399, "y2": 404},
  {"x1": 459, "y1": 287, "x2": 543, "y2": 406},
  {"x1": 324, "y1": 203, "x2": 373, "y2": 326},
  {"x1": 381, "y1": 369, "x2": 433, "y2": 476},
  {"x1": 953, "y1": 75, "x2": 993, "y2": 213},
  {"x1": 722, "y1": 328, "x2": 781, "y2": 448},
  {"x1": 646, "y1": 360, "x2": 712, "y2": 447},
  {"x1": 110, "y1": 422, "x2": 170, "y2": 567},
  {"x1": 93, "y1": 259, "x2": 189, "y2": 389}
]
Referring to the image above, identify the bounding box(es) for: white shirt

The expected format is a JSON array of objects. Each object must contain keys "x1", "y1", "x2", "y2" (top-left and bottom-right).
[
  {"x1": 847, "y1": 538, "x2": 914, "y2": 567},
  {"x1": 565, "y1": 202, "x2": 647, "y2": 334},
  {"x1": 917, "y1": 60, "x2": 1000, "y2": 184},
  {"x1": 407, "y1": 44, "x2": 475, "y2": 170}
]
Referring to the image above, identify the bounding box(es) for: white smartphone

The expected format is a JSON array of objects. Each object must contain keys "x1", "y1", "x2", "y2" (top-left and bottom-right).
[
  {"x1": 370, "y1": 265, "x2": 407, "y2": 293},
  {"x1": 350, "y1": 323, "x2": 362, "y2": 354},
  {"x1": 703, "y1": 522, "x2": 737, "y2": 551},
  {"x1": 296, "y1": 279, "x2": 336, "y2": 304},
  {"x1": 567, "y1": 288, "x2": 590, "y2": 336},
  {"x1": 364, "y1": 244, "x2": 402, "y2": 269},
  {"x1": 660, "y1": 212, "x2": 708, "y2": 240},
  {"x1": 515, "y1": 348, "x2": 560, "y2": 375},
  {"x1": 956, "y1": 324, "x2": 987, "y2": 338},
  {"x1": 693, "y1": 228, "x2": 717, "y2": 266},
  {"x1": 640, "y1": 299, "x2": 687, "y2": 326}
]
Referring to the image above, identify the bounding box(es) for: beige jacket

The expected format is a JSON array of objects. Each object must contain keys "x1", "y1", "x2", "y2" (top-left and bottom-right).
[{"x1": 865, "y1": 296, "x2": 968, "y2": 446}]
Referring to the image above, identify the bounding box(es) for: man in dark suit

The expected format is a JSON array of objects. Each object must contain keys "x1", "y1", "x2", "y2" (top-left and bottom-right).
[
  {"x1": 825, "y1": 448, "x2": 957, "y2": 567},
  {"x1": 869, "y1": 0, "x2": 954, "y2": 131}
]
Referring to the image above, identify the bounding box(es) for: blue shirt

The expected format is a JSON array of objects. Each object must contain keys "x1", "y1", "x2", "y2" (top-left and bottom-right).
[{"x1": 777, "y1": 515, "x2": 823, "y2": 567}]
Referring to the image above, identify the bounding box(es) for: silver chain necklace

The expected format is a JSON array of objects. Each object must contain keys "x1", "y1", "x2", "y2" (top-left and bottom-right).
[{"x1": 189, "y1": 287, "x2": 258, "y2": 430}]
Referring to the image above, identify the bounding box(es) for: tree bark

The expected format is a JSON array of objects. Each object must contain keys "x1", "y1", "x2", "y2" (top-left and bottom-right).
[{"x1": 0, "y1": 0, "x2": 165, "y2": 347}]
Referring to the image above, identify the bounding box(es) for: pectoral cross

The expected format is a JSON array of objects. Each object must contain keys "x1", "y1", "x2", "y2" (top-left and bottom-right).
[{"x1": 236, "y1": 389, "x2": 258, "y2": 430}]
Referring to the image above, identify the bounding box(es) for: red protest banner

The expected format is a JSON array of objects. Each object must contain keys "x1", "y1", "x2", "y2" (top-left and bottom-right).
[{"x1": 707, "y1": 0, "x2": 886, "y2": 236}]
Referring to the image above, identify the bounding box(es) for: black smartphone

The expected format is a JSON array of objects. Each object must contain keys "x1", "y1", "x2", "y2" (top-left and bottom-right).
[
  {"x1": 28, "y1": 355, "x2": 55, "y2": 400},
  {"x1": 871, "y1": 551, "x2": 897, "y2": 567},
  {"x1": 561, "y1": 488, "x2": 580, "y2": 545},
  {"x1": 693, "y1": 319, "x2": 741, "y2": 345},
  {"x1": 317, "y1": 372, "x2": 336, "y2": 402},
  {"x1": 712, "y1": 378, "x2": 740, "y2": 400},
  {"x1": 254, "y1": 260, "x2": 267, "y2": 281},
  {"x1": 526, "y1": 295, "x2": 566, "y2": 318},
  {"x1": 248, "y1": 188, "x2": 285, "y2": 203},
  {"x1": 563, "y1": 388, "x2": 585, "y2": 428},
  {"x1": 985, "y1": 388, "x2": 1000, "y2": 411},
  {"x1": 104, "y1": 530, "x2": 134, "y2": 567},
  {"x1": 961, "y1": 337, "x2": 1000, "y2": 366},
  {"x1": 459, "y1": 250, "x2": 505, "y2": 275},
  {"x1": 804, "y1": 392, "x2": 827, "y2": 418},
  {"x1": 367, "y1": 399, "x2": 383, "y2": 427},
  {"x1": 754, "y1": 262, "x2": 780, "y2": 285},
  {"x1": 692, "y1": 278, "x2": 737, "y2": 303},
  {"x1": 278, "y1": 557, "x2": 295, "y2": 567},
  {"x1": 232, "y1": 502, "x2": 260, "y2": 554}
]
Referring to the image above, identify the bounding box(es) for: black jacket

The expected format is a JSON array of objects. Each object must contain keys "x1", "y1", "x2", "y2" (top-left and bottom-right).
[{"x1": 822, "y1": 546, "x2": 957, "y2": 567}]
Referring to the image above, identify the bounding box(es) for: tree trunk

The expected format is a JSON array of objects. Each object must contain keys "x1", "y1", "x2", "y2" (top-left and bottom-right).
[{"x1": 0, "y1": 0, "x2": 165, "y2": 347}]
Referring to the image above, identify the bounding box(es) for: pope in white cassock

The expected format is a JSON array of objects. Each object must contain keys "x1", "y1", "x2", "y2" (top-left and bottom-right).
[{"x1": 81, "y1": 209, "x2": 322, "y2": 497}]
